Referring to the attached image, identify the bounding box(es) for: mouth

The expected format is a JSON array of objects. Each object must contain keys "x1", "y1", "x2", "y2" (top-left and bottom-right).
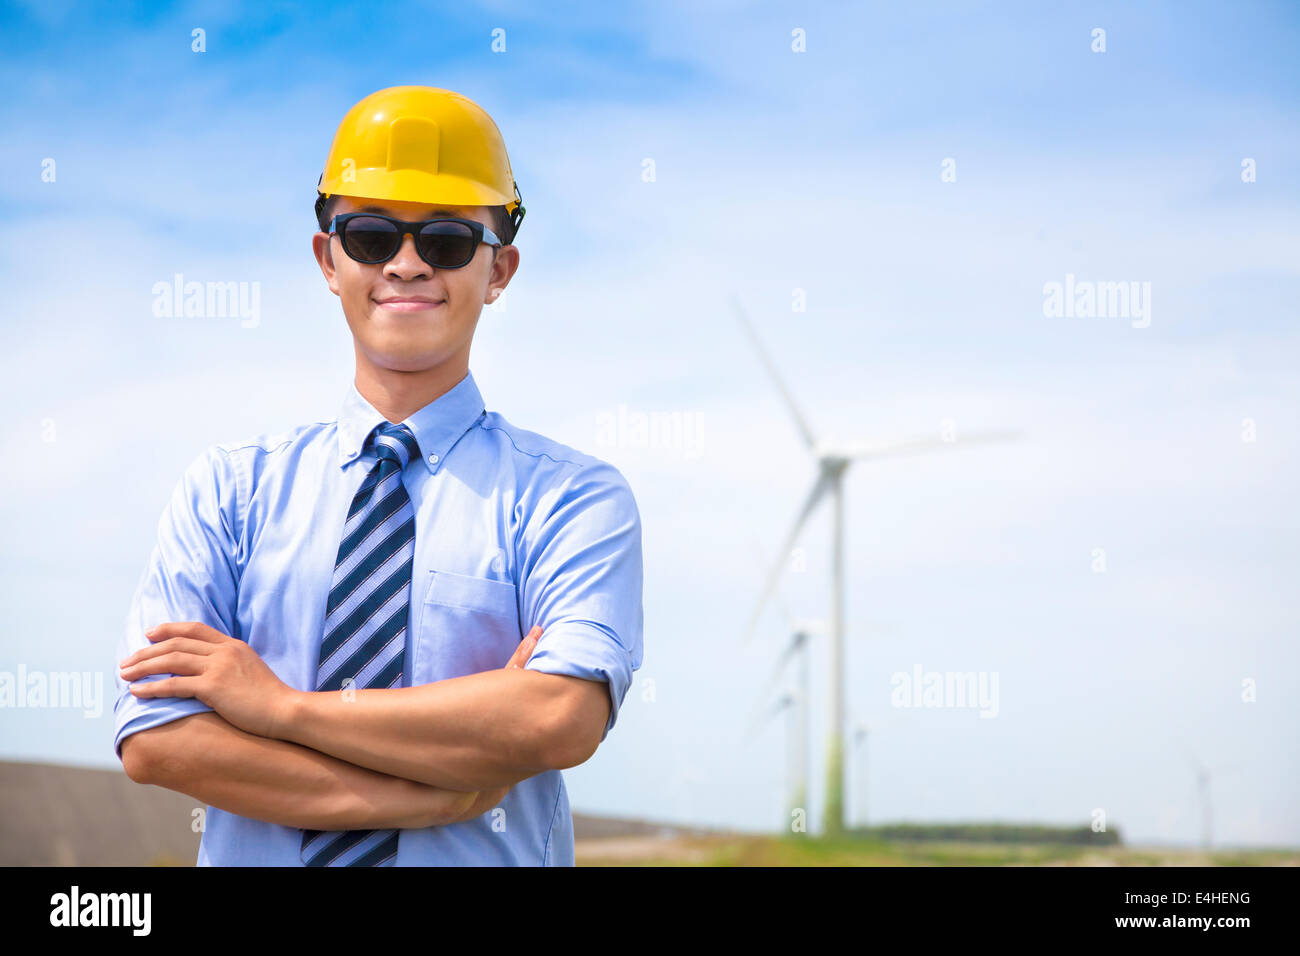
[{"x1": 373, "y1": 297, "x2": 446, "y2": 312}]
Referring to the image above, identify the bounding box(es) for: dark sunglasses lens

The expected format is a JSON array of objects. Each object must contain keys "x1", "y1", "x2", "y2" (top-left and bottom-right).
[
  {"x1": 418, "y1": 220, "x2": 476, "y2": 267},
  {"x1": 342, "y1": 216, "x2": 400, "y2": 262}
]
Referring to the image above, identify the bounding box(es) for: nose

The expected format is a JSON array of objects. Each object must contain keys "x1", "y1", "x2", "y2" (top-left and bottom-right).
[{"x1": 382, "y1": 232, "x2": 432, "y2": 281}]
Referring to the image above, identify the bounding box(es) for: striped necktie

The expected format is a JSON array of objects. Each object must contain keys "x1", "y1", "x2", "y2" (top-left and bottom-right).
[{"x1": 300, "y1": 421, "x2": 419, "y2": 867}]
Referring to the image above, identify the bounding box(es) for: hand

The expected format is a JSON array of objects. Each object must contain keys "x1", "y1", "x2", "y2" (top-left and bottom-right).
[
  {"x1": 120, "y1": 622, "x2": 296, "y2": 740},
  {"x1": 439, "y1": 624, "x2": 544, "y2": 825},
  {"x1": 442, "y1": 784, "x2": 511, "y2": 826}
]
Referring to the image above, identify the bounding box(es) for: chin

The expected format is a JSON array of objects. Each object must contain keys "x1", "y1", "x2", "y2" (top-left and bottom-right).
[
  {"x1": 373, "y1": 350, "x2": 444, "y2": 372},
  {"x1": 363, "y1": 338, "x2": 456, "y2": 372}
]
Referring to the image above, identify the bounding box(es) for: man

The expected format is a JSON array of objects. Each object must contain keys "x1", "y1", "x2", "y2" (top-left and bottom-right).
[{"x1": 112, "y1": 85, "x2": 644, "y2": 866}]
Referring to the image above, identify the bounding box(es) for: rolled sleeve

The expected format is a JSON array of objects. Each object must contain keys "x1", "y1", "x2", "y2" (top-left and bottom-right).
[
  {"x1": 520, "y1": 460, "x2": 643, "y2": 744},
  {"x1": 113, "y1": 444, "x2": 243, "y2": 759}
]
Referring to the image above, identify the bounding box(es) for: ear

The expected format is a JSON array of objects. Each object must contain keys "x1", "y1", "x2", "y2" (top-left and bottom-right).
[{"x1": 312, "y1": 232, "x2": 342, "y2": 297}]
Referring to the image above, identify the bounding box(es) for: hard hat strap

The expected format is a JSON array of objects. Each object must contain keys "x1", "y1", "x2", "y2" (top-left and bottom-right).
[{"x1": 510, "y1": 181, "x2": 526, "y2": 236}]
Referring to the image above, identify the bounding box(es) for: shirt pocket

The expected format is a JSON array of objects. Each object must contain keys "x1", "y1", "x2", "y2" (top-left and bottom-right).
[{"x1": 412, "y1": 569, "x2": 523, "y2": 684}]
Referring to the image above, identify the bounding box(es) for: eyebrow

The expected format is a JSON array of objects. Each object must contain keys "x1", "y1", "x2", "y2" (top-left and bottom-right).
[{"x1": 355, "y1": 204, "x2": 464, "y2": 217}]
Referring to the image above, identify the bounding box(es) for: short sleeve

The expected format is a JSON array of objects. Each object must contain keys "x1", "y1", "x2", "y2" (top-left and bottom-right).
[
  {"x1": 520, "y1": 460, "x2": 643, "y2": 744},
  {"x1": 112, "y1": 445, "x2": 243, "y2": 760}
]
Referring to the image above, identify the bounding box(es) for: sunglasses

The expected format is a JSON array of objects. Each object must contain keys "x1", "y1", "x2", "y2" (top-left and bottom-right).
[{"x1": 327, "y1": 213, "x2": 503, "y2": 269}]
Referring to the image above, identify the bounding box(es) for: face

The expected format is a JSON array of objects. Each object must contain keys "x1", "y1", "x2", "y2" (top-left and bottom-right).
[{"x1": 312, "y1": 196, "x2": 520, "y2": 377}]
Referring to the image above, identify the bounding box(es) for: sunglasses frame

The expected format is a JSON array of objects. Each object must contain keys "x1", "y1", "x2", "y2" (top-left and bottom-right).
[{"x1": 328, "y1": 212, "x2": 503, "y2": 269}]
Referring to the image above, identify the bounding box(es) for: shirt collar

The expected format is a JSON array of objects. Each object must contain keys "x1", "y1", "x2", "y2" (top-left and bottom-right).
[{"x1": 336, "y1": 370, "x2": 485, "y2": 473}]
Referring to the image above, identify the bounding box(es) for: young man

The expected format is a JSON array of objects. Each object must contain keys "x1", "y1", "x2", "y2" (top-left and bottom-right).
[{"x1": 112, "y1": 86, "x2": 644, "y2": 866}]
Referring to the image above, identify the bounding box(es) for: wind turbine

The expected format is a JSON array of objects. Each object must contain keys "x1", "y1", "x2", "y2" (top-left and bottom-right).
[
  {"x1": 735, "y1": 295, "x2": 1024, "y2": 836},
  {"x1": 849, "y1": 715, "x2": 896, "y2": 830},
  {"x1": 746, "y1": 623, "x2": 822, "y2": 831},
  {"x1": 1185, "y1": 751, "x2": 1239, "y2": 851},
  {"x1": 852, "y1": 722, "x2": 871, "y2": 829},
  {"x1": 748, "y1": 692, "x2": 804, "y2": 831},
  {"x1": 743, "y1": 536, "x2": 824, "y2": 832},
  {"x1": 1194, "y1": 759, "x2": 1213, "y2": 850}
]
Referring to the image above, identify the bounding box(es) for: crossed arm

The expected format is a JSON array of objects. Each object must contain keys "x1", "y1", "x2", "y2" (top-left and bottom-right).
[{"x1": 118, "y1": 622, "x2": 612, "y2": 830}]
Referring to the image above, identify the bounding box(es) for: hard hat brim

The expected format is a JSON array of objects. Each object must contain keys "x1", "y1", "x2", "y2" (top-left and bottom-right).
[{"x1": 318, "y1": 168, "x2": 516, "y2": 210}]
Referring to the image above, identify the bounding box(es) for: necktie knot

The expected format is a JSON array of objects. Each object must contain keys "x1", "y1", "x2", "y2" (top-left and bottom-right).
[{"x1": 369, "y1": 422, "x2": 418, "y2": 470}]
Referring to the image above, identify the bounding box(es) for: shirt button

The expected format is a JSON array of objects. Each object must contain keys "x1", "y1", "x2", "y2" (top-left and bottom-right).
[{"x1": 428, "y1": 453, "x2": 439, "y2": 464}]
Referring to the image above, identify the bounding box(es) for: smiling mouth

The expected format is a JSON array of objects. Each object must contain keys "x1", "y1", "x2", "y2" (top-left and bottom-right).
[{"x1": 374, "y1": 298, "x2": 446, "y2": 311}]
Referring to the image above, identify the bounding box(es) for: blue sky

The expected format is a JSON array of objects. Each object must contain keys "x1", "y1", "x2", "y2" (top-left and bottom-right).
[{"x1": 1, "y1": 0, "x2": 1298, "y2": 847}]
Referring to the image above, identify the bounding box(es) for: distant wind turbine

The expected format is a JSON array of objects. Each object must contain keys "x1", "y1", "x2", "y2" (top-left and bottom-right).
[
  {"x1": 746, "y1": 627, "x2": 821, "y2": 830},
  {"x1": 750, "y1": 692, "x2": 803, "y2": 830},
  {"x1": 850, "y1": 715, "x2": 896, "y2": 829},
  {"x1": 1185, "y1": 751, "x2": 1240, "y2": 850},
  {"x1": 852, "y1": 723, "x2": 871, "y2": 829},
  {"x1": 735, "y1": 295, "x2": 1024, "y2": 836},
  {"x1": 743, "y1": 535, "x2": 823, "y2": 831}
]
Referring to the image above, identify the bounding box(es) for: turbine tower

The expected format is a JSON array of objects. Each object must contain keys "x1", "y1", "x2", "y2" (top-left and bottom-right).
[
  {"x1": 1194, "y1": 759, "x2": 1213, "y2": 851},
  {"x1": 848, "y1": 714, "x2": 895, "y2": 829},
  {"x1": 750, "y1": 692, "x2": 802, "y2": 830},
  {"x1": 746, "y1": 618, "x2": 820, "y2": 830},
  {"x1": 735, "y1": 296, "x2": 1023, "y2": 836},
  {"x1": 744, "y1": 536, "x2": 823, "y2": 831},
  {"x1": 852, "y1": 722, "x2": 871, "y2": 829},
  {"x1": 1185, "y1": 751, "x2": 1238, "y2": 851}
]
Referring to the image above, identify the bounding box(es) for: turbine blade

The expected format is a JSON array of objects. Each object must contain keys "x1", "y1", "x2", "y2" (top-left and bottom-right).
[
  {"x1": 746, "y1": 532, "x2": 801, "y2": 632},
  {"x1": 840, "y1": 428, "x2": 1024, "y2": 462},
  {"x1": 744, "y1": 469, "x2": 832, "y2": 643},
  {"x1": 748, "y1": 633, "x2": 804, "y2": 722},
  {"x1": 732, "y1": 296, "x2": 818, "y2": 450},
  {"x1": 744, "y1": 692, "x2": 794, "y2": 743}
]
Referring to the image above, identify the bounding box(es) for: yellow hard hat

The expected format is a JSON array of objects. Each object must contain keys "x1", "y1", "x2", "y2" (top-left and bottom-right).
[{"x1": 315, "y1": 85, "x2": 524, "y2": 238}]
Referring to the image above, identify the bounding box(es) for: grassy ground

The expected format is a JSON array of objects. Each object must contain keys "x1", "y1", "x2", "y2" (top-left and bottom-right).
[{"x1": 575, "y1": 833, "x2": 1300, "y2": 866}]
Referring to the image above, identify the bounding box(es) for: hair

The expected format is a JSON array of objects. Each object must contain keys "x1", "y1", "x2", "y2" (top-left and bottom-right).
[{"x1": 316, "y1": 194, "x2": 516, "y2": 247}]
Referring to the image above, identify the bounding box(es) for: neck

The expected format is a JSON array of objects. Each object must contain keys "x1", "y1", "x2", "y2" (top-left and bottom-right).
[{"x1": 353, "y1": 350, "x2": 469, "y2": 423}]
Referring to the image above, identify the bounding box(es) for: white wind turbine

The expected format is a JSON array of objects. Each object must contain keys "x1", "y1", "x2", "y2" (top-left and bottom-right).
[
  {"x1": 744, "y1": 610, "x2": 823, "y2": 830},
  {"x1": 743, "y1": 536, "x2": 824, "y2": 831},
  {"x1": 1194, "y1": 757, "x2": 1213, "y2": 850},
  {"x1": 735, "y1": 295, "x2": 1024, "y2": 836},
  {"x1": 750, "y1": 691, "x2": 802, "y2": 831},
  {"x1": 1185, "y1": 750, "x2": 1240, "y2": 851},
  {"x1": 850, "y1": 714, "x2": 898, "y2": 830}
]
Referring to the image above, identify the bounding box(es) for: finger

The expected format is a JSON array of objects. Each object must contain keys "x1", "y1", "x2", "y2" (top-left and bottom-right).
[
  {"x1": 144, "y1": 621, "x2": 225, "y2": 644},
  {"x1": 504, "y1": 627, "x2": 539, "y2": 668},
  {"x1": 128, "y1": 676, "x2": 200, "y2": 699},
  {"x1": 515, "y1": 631, "x2": 540, "y2": 668},
  {"x1": 121, "y1": 651, "x2": 205, "y2": 680},
  {"x1": 120, "y1": 637, "x2": 216, "y2": 668},
  {"x1": 506, "y1": 626, "x2": 542, "y2": 669}
]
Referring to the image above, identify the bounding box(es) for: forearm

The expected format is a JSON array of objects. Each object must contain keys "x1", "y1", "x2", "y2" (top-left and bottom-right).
[
  {"x1": 276, "y1": 668, "x2": 580, "y2": 791},
  {"x1": 123, "y1": 712, "x2": 481, "y2": 830}
]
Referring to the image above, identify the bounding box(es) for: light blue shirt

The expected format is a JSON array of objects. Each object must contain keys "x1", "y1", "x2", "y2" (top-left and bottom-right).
[{"x1": 113, "y1": 369, "x2": 643, "y2": 866}]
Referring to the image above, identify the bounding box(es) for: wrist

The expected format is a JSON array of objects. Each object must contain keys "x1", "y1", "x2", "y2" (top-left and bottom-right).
[{"x1": 269, "y1": 686, "x2": 308, "y2": 742}]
